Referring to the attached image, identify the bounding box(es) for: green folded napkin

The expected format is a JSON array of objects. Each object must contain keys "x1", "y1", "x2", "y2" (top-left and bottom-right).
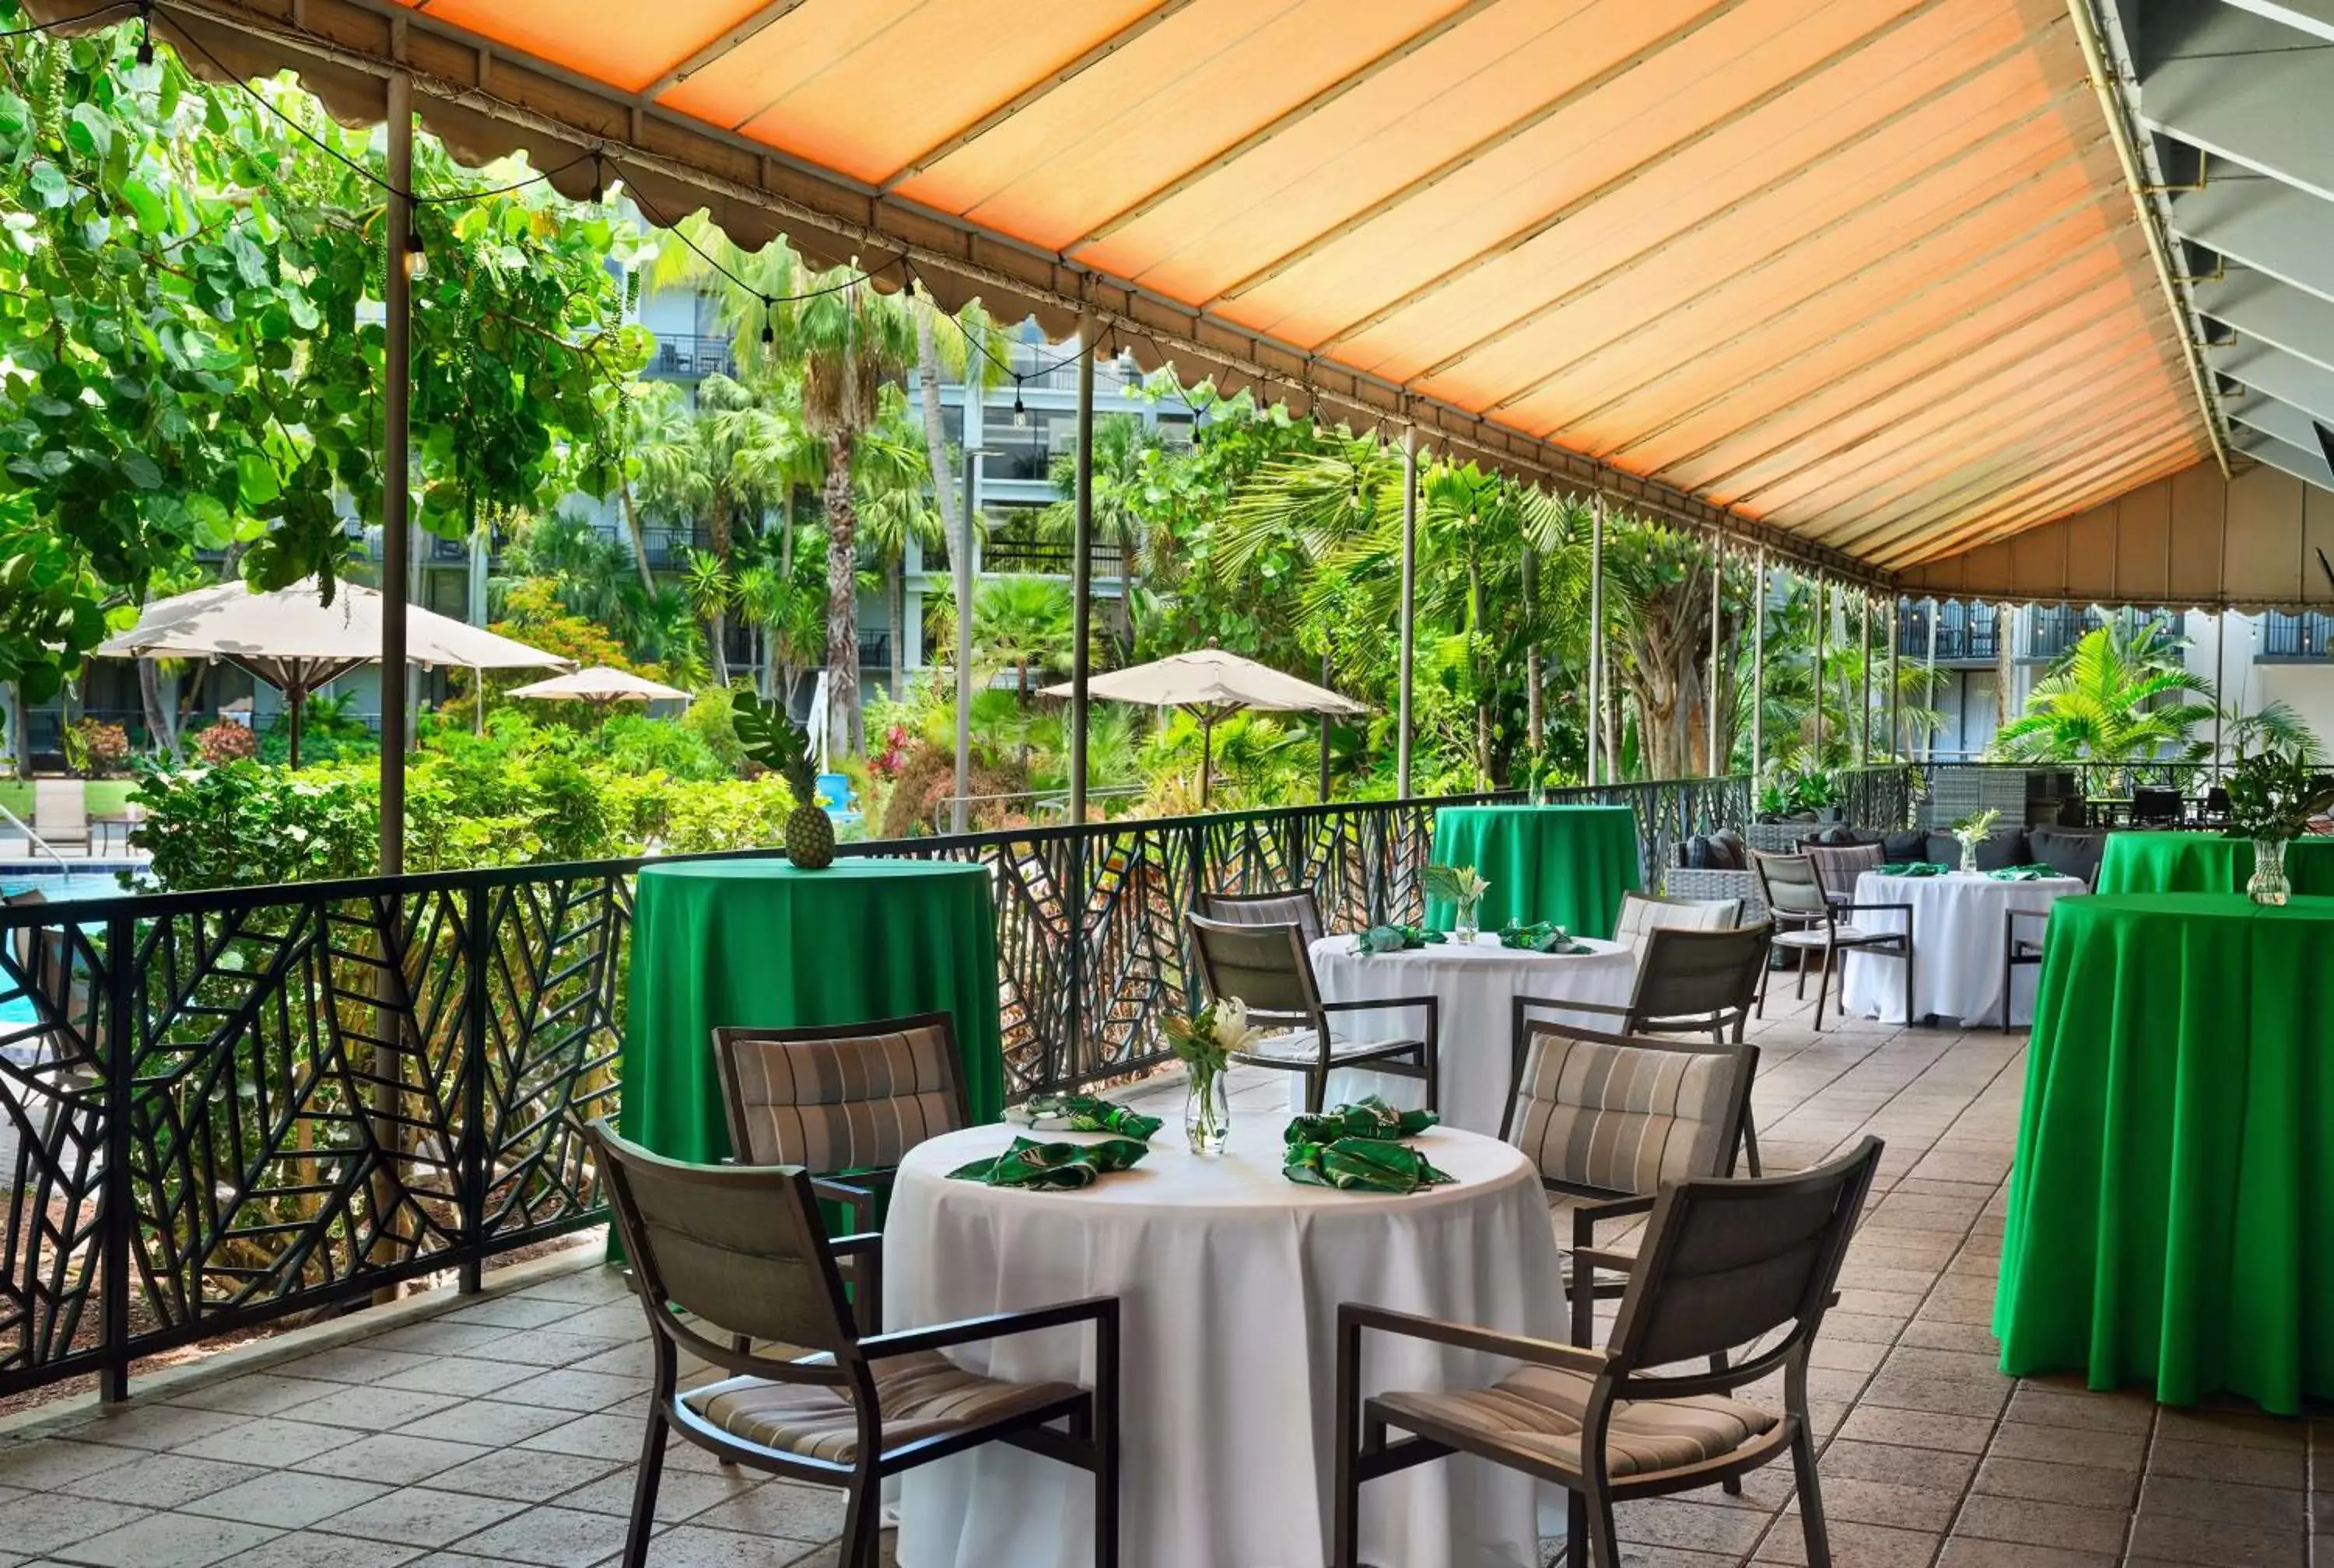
[
  {"x1": 1021, "y1": 1093, "x2": 1162, "y2": 1141},
  {"x1": 1987, "y1": 864, "x2": 2061, "y2": 881},
  {"x1": 948, "y1": 1136, "x2": 1150, "y2": 1189},
  {"x1": 1284, "y1": 1095, "x2": 1439, "y2": 1146},
  {"x1": 1284, "y1": 1136, "x2": 1456, "y2": 1194},
  {"x1": 1355, "y1": 923, "x2": 1446, "y2": 954},
  {"x1": 1877, "y1": 862, "x2": 1950, "y2": 877},
  {"x1": 1497, "y1": 919, "x2": 1592, "y2": 954}
]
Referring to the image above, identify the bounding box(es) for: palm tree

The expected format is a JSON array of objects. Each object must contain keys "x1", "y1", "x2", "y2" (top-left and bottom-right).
[
  {"x1": 2222, "y1": 699, "x2": 2325, "y2": 763},
  {"x1": 974, "y1": 575, "x2": 1075, "y2": 705},
  {"x1": 1988, "y1": 620, "x2": 2217, "y2": 769},
  {"x1": 908, "y1": 285, "x2": 1005, "y2": 523},
  {"x1": 1044, "y1": 412, "x2": 1166, "y2": 657},
  {"x1": 617, "y1": 382, "x2": 695, "y2": 596},
  {"x1": 854, "y1": 397, "x2": 947, "y2": 698}
]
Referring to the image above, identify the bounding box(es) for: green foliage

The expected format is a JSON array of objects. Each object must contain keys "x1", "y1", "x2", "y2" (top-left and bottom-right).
[
  {"x1": 2224, "y1": 748, "x2": 2334, "y2": 841},
  {"x1": 1989, "y1": 621, "x2": 2215, "y2": 766},
  {"x1": 731, "y1": 690, "x2": 817, "y2": 797},
  {"x1": 128, "y1": 759, "x2": 376, "y2": 890}
]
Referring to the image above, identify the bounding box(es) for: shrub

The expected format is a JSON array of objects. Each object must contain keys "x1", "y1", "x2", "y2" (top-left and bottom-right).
[
  {"x1": 191, "y1": 723, "x2": 258, "y2": 765},
  {"x1": 67, "y1": 718, "x2": 131, "y2": 775},
  {"x1": 128, "y1": 761, "x2": 377, "y2": 891}
]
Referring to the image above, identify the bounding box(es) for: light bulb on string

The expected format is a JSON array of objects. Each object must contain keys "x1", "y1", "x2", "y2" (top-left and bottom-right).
[
  {"x1": 1012, "y1": 378, "x2": 1028, "y2": 429},
  {"x1": 402, "y1": 227, "x2": 426, "y2": 278},
  {"x1": 760, "y1": 296, "x2": 776, "y2": 355},
  {"x1": 135, "y1": 3, "x2": 154, "y2": 67}
]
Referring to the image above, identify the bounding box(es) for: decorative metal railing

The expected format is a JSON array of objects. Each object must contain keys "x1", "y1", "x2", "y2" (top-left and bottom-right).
[{"x1": 0, "y1": 767, "x2": 1804, "y2": 1400}]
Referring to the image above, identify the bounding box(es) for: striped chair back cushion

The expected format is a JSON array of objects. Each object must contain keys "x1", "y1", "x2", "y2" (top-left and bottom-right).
[
  {"x1": 1614, "y1": 893, "x2": 1740, "y2": 952},
  {"x1": 1801, "y1": 842, "x2": 1884, "y2": 903},
  {"x1": 1507, "y1": 1031, "x2": 1736, "y2": 1195},
  {"x1": 724, "y1": 1025, "x2": 961, "y2": 1172}
]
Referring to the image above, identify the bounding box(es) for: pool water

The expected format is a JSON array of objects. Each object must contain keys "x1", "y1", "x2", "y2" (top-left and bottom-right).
[{"x1": 0, "y1": 875, "x2": 129, "y2": 1032}]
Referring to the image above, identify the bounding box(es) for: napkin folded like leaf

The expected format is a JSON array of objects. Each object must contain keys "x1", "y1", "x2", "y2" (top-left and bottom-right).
[
  {"x1": 1284, "y1": 1095, "x2": 1439, "y2": 1147},
  {"x1": 1022, "y1": 1094, "x2": 1162, "y2": 1142},
  {"x1": 948, "y1": 1136, "x2": 1150, "y2": 1189},
  {"x1": 1497, "y1": 919, "x2": 1592, "y2": 954},
  {"x1": 1284, "y1": 1136, "x2": 1456, "y2": 1194},
  {"x1": 1877, "y1": 862, "x2": 1950, "y2": 877},
  {"x1": 1356, "y1": 923, "x2": 1446, "y2": 954},
  {"x1": 1987, "y1": 864, "x2": 2060, "y2": 881}
]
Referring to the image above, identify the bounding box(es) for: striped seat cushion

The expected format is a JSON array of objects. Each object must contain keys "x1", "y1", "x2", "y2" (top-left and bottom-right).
[
  {"x1": 1771, "y1": 924, "x2": 1885, "y2": 947},
  {"x1": 1508, "y1": 1035, "x2": 1733, "y2": 1194},
  {"x1": 726, "y1": 1027, "x2": 959, "y2": 1171},
  {"x1": 1234, "y1": 1029, "x2": 1417, "y2": 1065},
  {"x1": 681, "y1": 1353, "x2": 1078, "y2": 1465},
  {"x1": 1377, "y1": 1364, "x2": 1775, "y2": 1477}
]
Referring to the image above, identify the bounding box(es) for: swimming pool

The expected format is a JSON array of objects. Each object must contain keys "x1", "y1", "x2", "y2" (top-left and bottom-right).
[{"x1": 0, "y1": 873, "x2": 134, "y2": 902}]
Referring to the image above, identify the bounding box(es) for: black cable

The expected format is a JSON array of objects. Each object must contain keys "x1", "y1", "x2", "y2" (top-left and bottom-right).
[
  {"x1": 0, "y1": 1, "x2": 135, "y2": 38},
  {"x1": 610, "y1": 156, "x2": 897, "y2": 307}
]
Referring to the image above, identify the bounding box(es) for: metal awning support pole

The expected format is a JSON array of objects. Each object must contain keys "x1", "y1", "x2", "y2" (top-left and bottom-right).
[
  {"x1": 1813, "y1": 577, "x2": 1828, "y2": 768},
  {"x1": 1396, "y1": 425, "x2": 1418, "y2": 797},
  {"x1": 1925, "y1": 599, "x2": 1939, "y2": 761},
  {"x1": 2212, "y1": 607, "x2": 2225, "y2": 771},
  {"x1": 1887, "y1": 597, "x2": 1901, "y2": 761},
  {"x1": 1589, "y1": 495, "x2": 1607, "y2": 787},
  {"x1": 952, "y1": 446, "x2": 980, "y2": 835},
  {"x1": 1707, "y1": 531, "x2": 1723, "y2": 777},
  {"x1": 380, "y1": 71, "x2": 412, "y2": 877},
  {"x1": 1751, "y1": 549, "x2": 1767, "y2": 779},
  {"x1": 1069, "y1": 312, "x2": 1095, "y2": 825},
  {"x1": 1319, "y1": 656, "x2": 1333, "y2": 804},
  {"x1": 1858, "y1": 591, "x2": 1872, "y2": 768}
]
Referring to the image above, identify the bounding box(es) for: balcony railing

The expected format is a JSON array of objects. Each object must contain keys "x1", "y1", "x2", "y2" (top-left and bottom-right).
[
  {"x1": 983, "y1": 535, "x2": 1129, "y2": 577},
  {"x1": 0, "y1": 769, "x2": 1817, "y2": 1402},
  {"x1": 644, "y1": 333, "x2": 738, "y2": 380},
  {"x1": 2262, "y1": 611, "x2": 2334, "y2": 661},
  {"x1": 1897, "y1": 600, "x2": 1999, "y2": 663}
]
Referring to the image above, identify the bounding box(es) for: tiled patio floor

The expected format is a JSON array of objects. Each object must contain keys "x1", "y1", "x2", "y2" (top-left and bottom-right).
[{"x1": 0, "y1": 991, "x2": 2319, "y2": 1568}]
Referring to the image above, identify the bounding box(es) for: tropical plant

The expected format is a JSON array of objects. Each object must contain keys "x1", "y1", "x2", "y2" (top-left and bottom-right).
[
  {"x1": 2224, "y1": 747, "x2": 2334, "y2": 841},
  {"x1": 974, "y1": 575, "x2": 1076, "y2": 705},
  {"x1": 1988, "y1": 621, "x2": 2215, "y2": 765},
  {"x1": 854, "y1": 397, "x2": 947, "y2": 698},
  {"x1": 1045, "y1": 412, "x2": 1168, "y2": 656}
]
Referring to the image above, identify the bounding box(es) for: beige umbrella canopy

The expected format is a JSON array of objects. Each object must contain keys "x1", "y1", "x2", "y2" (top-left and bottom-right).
[
  {"x1": 505, "y1": 667, "x2": 690, "y2": 704},
  {"x1": 1043, "y1": 646, "x2": 1365, "y2": 807},
  {"x1": 99, "y1": 577, "x2": 570, "y2": 765}
]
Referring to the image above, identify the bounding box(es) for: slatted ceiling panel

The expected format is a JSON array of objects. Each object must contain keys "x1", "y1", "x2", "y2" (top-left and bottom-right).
[
  {"x1": 1211, "y1": 0, "x2": 1846, "y2": 348},
  {"x1": 395, "y1": 0, "x2": 767, "y2": 95},
  {"x1": 1616, "y1": 194, "x2": 2138, "y2": 475},
  {"x1": 178, "y1": 0, "x2": 2217, "y2": 572},
  {"x1": 1071, "y1": 0, "x2": 1556, "y2": 289},
  {"x1": 902, "y1": 0, "x2": 1428, "y2": 243}
]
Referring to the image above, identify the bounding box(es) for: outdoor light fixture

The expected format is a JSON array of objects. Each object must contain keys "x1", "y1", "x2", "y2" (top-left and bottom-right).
[
  {"x1": 589, "y1": 152, "x2": 604, "y2": 206},
  {"x1": 1013, "y1": 377, "x2": 1028, "y2": 428},
  {"x1": 401, "y1": 228, "x2": 426, "y2": 278},
  {"x1": 135, "y1": 4, "x2": 154, "y2": 66},
  {"x1": 761, "y1": 297, "x2": 776, "y2": 351}
]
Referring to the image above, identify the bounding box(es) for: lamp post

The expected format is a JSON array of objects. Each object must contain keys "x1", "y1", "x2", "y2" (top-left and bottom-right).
[{"x1": 1069, "y1": 313, "x2": 1095, "y2": 825}]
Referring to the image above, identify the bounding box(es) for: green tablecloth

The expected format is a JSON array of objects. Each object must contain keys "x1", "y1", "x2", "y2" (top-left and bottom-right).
[
  {"x1": 1425, "y1": 804, "x2": 1641, "y2": 940},
  {"x1": 622, "y1": 859, "x2": 1004, "y2": 1167},
  {"x1": 2094, "y1": 832, "x2": 2334, "y2": 896},
  {"x1": 1995, "y1": 894, "x2": 2334, "y2": 1412}
]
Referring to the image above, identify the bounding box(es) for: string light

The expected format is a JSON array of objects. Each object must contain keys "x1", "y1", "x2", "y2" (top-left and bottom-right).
[
  {"x1": 588, "y1": 150, "x2": 603, "y2": 206},
  {"x1": 402, "y1": 226, "x2": 426, "y2": 278},
  {"x1": 1012, "y1": 377, "x2": 1028, "y2": 429},
  {"x1": 134, "y1": 2, "x2": 152, "y2": 66},
  {"x1": 759, "y1": 296, "x2": 775, "y2": 352}
]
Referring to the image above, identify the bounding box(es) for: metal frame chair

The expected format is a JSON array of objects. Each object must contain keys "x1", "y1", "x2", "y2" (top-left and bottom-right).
[
  {"x1": 1186, "y1": 912, "x2": 1439, "y2": 1115},
  {"x1": 587, "y1": 1119, "x2": 1120, "y2": 1568},
  {"x1": 1752, "y1": 852, "x2": 1912, "y2": 1031},
  {"x1": 710, "y1": 1011, "x2": 972, "y2": 1236},
  {"x1": 2001, "y1": 909, "x2": 2046, "y2": 1033},
  {"x1": 1496, "y1": 1019, "x2": 1760, "y2": 1349},
  {"x1": 1331, "y1": 1137, "x2": 1884, "y2": 1568}
]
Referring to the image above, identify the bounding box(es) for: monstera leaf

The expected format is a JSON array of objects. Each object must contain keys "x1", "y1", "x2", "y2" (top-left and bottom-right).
[{"x1": 732, "y1": 692, "x2": 817, "y2": 798}]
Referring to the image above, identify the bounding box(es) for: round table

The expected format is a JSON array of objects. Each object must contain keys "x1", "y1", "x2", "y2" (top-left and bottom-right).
[
  {"x1": 621, "y1": 858, "x2": 1004, "y2": 1165},
  {"x1": 1304, "y1": 932, "x2": 1639, "y2": 1134},
  {"x1": 885, "y1": 1119, "x2": 1566, "y2": 1568},
  {"x1": 1840, "y1": 870, "x2": 2086, "y2": 1027},
  {"x1": 1426, "y1": 803, "x2": 1641, "y2": 940},
  {"x1": 2094, "y1": 831, "x2": 2334, "y2": 897},
  {"x1": 1995, "y1": 894, "x2": 2334, "y2": 1413}
]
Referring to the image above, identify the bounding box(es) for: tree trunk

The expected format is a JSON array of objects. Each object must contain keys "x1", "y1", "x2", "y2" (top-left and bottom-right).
[
  {"x1": 707, "y1": 609, "x2": 730, "y2": 688},
  {"x1": 1993, "y1": 602, "x2": 2016, "y2": 743},
  {"x1": 138, "y1": 658, "x2": 175, "y2": 754},
  {"x1": 888, "y1": 556, "x2": 906, "y2": 702},
  {"x1": 5, "y1": 684, "x2": 23, "y2": 779},
  {"x1": 824, "y1": 433, "x2": 864, "y2": 759},
  {"x1": 617, "y1": 482, "x2": 657, "y2": 596},
  {"x1": 914, "y1": 305, "x2": 957, "y2": 520}
]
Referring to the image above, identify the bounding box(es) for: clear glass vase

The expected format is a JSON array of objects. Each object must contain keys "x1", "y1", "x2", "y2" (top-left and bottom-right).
[
  {"x1": 1957, "y1": 840, "x2": 1978, "y2": 876},
  {"x1": 1183, "y1": 1062, "x2": 1229, "y2": 1154},
  {"x1": 1455, "y1": 898, "x2": 1481, "y2": 943},
  {"x1": 2248, "y1": 837, "x2": 2293, "y2": 906}
]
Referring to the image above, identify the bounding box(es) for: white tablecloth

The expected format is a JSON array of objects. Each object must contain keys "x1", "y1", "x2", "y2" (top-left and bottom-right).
[
  {"x1": 885, "y1": 1120, "x2": 1566, "y2": 1568},
  {"x1": 1302, "y1": 933, "x2": 1639, "y2": 1134},
  {"x1": 1842, "y1": 869, "x2": 2086, "y2": 1026}
]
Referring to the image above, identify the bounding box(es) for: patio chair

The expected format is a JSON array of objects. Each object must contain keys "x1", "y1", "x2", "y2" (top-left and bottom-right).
[
  {"x1": 2132, "y1": 786, "x2": 2183, "y2": 826},
  {"x1": 2000, "y1": 910, "x2": 2048, "y2": 1034},
  {"x1": 587, "y1": 1119, "x2": 1120, "y2": 1568},
  {"x1": 1752, "y1": 852, "x2": 1912, "y2": 1031},
  {"x1": 30, "y1": 782, "x2": 86, "y2": 852},
  {"x1": 710, "y1": 1013, "x2": 970, "y2": 1237},
  {"x1": 1330, "y1": 1136, "x2": 1884, "y2": 1568},
  {"x1": 1194, "y1": 887, "x2": 1326, "y2": 947},
  {"x1": 1497, "y1": 1020, "x2": 1759, "y2": 1352},
  {"x1": 1796, "y1": 841, "x2": 1884, "y2": 908},
  {"x1": 1186, "y1": 912, "x2": 1438, "y2": 1115},
  {"x1": 1611, "y1": 891, "x2": 1740, "y2": 951}
]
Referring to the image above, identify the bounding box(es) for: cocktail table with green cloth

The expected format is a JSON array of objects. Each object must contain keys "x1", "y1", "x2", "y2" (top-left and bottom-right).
[
  {"x1": 2094, "y1": 831, "x2": 2334, "y2": 896},
  {"x1": 621, "y1": 859, "x2": 1006, "y2": 1171},
  {"x1": 1425, "y1": 803, "x2": 1641, "y2": 940},
  {"x1": 1995, "y1": 893, "x2": 2334, "y2": 1413}
]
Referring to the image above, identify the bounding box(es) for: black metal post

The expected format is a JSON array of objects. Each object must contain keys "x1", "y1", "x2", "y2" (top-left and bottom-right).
[
  {"x1": 100, "y1": 911, "x2": 135, "y2": 1403},
  {"x1": 458, "y1": 881, "x2": 490, "y2": 1294}
]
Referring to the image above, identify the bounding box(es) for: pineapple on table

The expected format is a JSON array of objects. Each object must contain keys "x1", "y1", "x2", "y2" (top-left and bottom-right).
[{"x1": 734, "y1": 694, "x2": 836, "y2": 870}]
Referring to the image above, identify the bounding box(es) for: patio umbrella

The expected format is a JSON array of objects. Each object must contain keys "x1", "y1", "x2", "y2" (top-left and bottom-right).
[
  {"x1": 1043, "y1": 646, "x2": 1365, "y2": 807},
  {"x1": 504, "y1": 667, "x2": 691, "y2": 705},
  {"x1": 97, "y1": 577, "x2": 570, "y2": 765}
]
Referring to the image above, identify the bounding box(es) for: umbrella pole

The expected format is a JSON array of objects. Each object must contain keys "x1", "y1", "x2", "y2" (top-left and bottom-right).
[
  {"x1": 1200, "y1": 709, "x2": 1214, "y2": 810},
  {"x1": 1069, "y1": 312, "x2": 1095, "y2": 825},
  {"x1": 288, "y1": 685, "x2": 305, "y2": 770}
]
